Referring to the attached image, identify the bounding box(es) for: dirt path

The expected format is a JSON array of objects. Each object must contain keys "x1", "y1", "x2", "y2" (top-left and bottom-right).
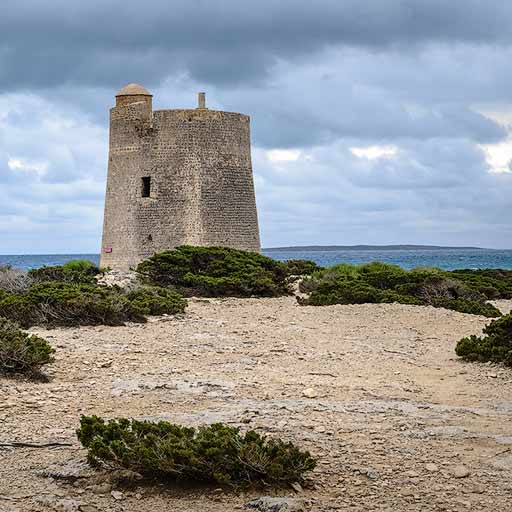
[{"x1": 1, "y1": 298, "x2": 511, "y2": 511}]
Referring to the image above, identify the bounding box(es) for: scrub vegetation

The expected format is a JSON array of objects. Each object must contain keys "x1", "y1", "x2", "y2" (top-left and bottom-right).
[
  {"x1": 298, "y1": 262, "x2": 504, "y2": 317},
  {"x1": 77, "y1": 416, "x2": 317, "y2": 488}
]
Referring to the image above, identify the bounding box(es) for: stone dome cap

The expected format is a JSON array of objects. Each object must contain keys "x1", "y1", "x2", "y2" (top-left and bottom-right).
[{"x1": 116, "y1": 83, "x2": 152, "y2": 97}]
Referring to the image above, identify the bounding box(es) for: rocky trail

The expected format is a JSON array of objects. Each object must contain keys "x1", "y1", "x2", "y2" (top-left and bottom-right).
[{"x1": 1, "y1": 297, "x2": 511, "y2": 511}]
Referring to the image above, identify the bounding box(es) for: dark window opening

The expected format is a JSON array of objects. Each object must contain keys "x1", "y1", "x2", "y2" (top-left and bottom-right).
[
  {"x1": 141, "y1": 176, "x2": 151, "y2": 197},
  {"x1": 147, "y1": 234, "x2": 153, "y2": 242}
]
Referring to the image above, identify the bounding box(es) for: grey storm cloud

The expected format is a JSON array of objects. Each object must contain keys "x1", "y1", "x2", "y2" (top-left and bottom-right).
[
  {"x1": 0, "y1": 0, "x2": 512, "y2": 253},
  {"x1": 2, "y1": 0, "x2": 512, "y2": 90}
]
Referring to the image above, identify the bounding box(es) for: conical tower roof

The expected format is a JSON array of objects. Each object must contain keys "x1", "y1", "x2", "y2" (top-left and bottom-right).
[{"x1": 116, "y1": 83, "x2": 152, "y2": 97}]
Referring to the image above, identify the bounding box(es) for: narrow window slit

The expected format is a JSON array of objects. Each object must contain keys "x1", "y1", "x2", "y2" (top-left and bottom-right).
[{"x1": 141, "y1": 176, "x2": 151, "y2": 197}]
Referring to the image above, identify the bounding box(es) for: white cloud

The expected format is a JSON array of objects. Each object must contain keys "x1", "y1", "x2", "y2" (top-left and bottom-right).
[
  {"x1": 7, "y1": 157, "x2": 48, "y2": 176},
  {"x1": 480, "y1": 139, "x2": 512, "y2": 174},
  {"x1": 267, "y1": 149, "x2": 302, "y2": 162},
  {"x1": 350, "y1": 145, "x2": 398, "y2": 160}
]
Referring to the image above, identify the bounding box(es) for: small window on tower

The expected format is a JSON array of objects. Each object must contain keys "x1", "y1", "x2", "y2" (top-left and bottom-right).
[{"x1": 141, "y1": 176, "x2": 151, "y2": 198}]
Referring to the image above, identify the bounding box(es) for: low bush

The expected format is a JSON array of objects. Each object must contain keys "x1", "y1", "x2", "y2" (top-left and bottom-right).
[
  {"x1": 29, "y1": 260, "x2": 100, "y2": 285},
  {"x1": 0, "y1": 318, "x2": 54, "y2": 375},
  {"x1": 449, "y1": 269, "x2": 512, "y2": 299},
  {"x1": 62, "y1": 260, "x2": 98, "y2": 273},
  {"x1": 284, "y1": 259, "x2": 323, "y2": 277},
  {"x1": 77, "y1": 416, "x2": 316, "y2": 487},
  {"x1": 432, "y1": 298, "x2": 501, "y2": 318},
  {"x1": 300, "y1": 262, "x2": 502, "y2": 317},
  {"x1": 300, "y1": 279, "x2": 422, "y2": 307},
  {"x1": 0, "y1": 260, "x2": 187, "y2": 328},
  {"x1": 137, "y1": 246, "x2": 290, "y2": 297},
  {"x1": 303, "y1": 280, "x2": 381, "y2": 306},
  {"x1": 359, "y1": 262, "x2": 409, "y2": 289},
  {"x1": 0, "y1": 282, "x2": 147, "y2": 328},
  {"x1": 0, "y1": 265, "x2": 33, "y2": 293},
  {"x1": 127, "y1": 286, "x2": 187, "y2": 316},
  {"x1": 456, "y1": 313, "x2": 512, "y2": 365}
]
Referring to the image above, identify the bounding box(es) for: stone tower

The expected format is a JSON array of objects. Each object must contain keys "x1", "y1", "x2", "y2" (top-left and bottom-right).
[{"x1": 100, "y1": 83, "x2": 260, "y2": 270}]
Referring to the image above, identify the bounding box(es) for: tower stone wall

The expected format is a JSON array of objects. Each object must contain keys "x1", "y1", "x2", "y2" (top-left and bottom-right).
[{"x1": 100, "y1": 84, "x2": 260, "y2": 270}]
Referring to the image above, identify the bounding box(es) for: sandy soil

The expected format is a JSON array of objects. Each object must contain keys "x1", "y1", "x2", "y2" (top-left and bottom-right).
[{"x1": 1, "y1": 297, "x2": 512, "y2": 512}]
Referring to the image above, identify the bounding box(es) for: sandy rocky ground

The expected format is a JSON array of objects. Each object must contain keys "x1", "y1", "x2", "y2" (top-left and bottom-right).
[{"x1": 1, "y1": 296, "x2": 512, "y2": 512}]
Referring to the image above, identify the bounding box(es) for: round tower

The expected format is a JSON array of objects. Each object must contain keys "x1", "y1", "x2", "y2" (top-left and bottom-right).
[{"x1": 100, "y1": 84, "x2": 261, "y2": 270}]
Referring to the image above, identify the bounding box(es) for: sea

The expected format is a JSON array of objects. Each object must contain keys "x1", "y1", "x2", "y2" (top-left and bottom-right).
[{"x1": 1, "y1": 248, "x2": 512, "y2": 271}]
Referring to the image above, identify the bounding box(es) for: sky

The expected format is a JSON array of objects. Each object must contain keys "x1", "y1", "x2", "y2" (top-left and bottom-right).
[{"x1": 1, "y1": 0, "x2": 512, "y2": 253}]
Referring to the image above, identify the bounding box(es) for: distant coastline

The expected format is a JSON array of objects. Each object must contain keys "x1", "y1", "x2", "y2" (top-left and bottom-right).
[
  {"x1": 264, "y1": 244, "x2": 493, "y2": 252},
  {"x1": 1, "y1": 245, "x2": 507, "y2": 257}
]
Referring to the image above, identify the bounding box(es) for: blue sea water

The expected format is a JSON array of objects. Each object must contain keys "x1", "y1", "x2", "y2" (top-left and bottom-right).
[
  {"x1": 1, "y1": 248, "x2": 512, "y2": 271},
  {"x1": 265, "y1": 248, "x2": 512, "y2": 270}
]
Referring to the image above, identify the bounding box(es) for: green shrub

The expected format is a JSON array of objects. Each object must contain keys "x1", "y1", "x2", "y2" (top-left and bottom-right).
[
  {"x1": 0, "y1": 282, "x2": 146, "y2": 328},
  {"x1": 300, "y1": 262, "x2": 503, "y2": 317},
  {"x1": 299, "y1": 264, "x2": 359, "y2": 294},
  {"x1": 285, "y1": 259, "x2": 323, "y2": 276},
  {"x1": 0, "y1": 318, "x2": 54, "y2": 375},
  {"x1": 29, "y1": 260, "x2": 100, "y2": 285},
  {"x1": 127, "y1": 286, "x2": 187, "y2": 316},
  {"x1": 449, "y1": 269, "x2": 512, "y2": 299},
  {"x1": 326, "y1": 263, "x2": 361, "y2": 277},
  {"x1": 302, "y1": 279, "x2": 423, "y2": 307},
  {"x1": 137, "y1": 246, "x2": 290, "y2": 297},
  {"x1": 456, "y1": 313, "x2": 512, "y2": 364},
  {"x1": 77, "y1": 416, "x2": 316, "y2": 487},
  {"x1": 432, "y1": 298, "x2": 502, "y2": 318},
  {"x1": 304, "y1": 280, "x2": 381, "y2": 306},
  {"x1": 62, "y1": 260, "x2": 98, "y2": 273},
  {"x1": 358, "y1": 262, "x2": 408, "y2": 289}
]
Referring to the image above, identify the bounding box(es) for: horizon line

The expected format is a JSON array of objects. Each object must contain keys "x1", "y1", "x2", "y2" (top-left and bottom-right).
[{"x1": 1, "y1": 243, "x2": 511, "y2": 256}]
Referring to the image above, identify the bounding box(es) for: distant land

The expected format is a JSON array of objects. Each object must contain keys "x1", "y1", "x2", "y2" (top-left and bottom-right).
[{"x1": 264, "y1": 244, "x2": 490, "y2": 251}]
